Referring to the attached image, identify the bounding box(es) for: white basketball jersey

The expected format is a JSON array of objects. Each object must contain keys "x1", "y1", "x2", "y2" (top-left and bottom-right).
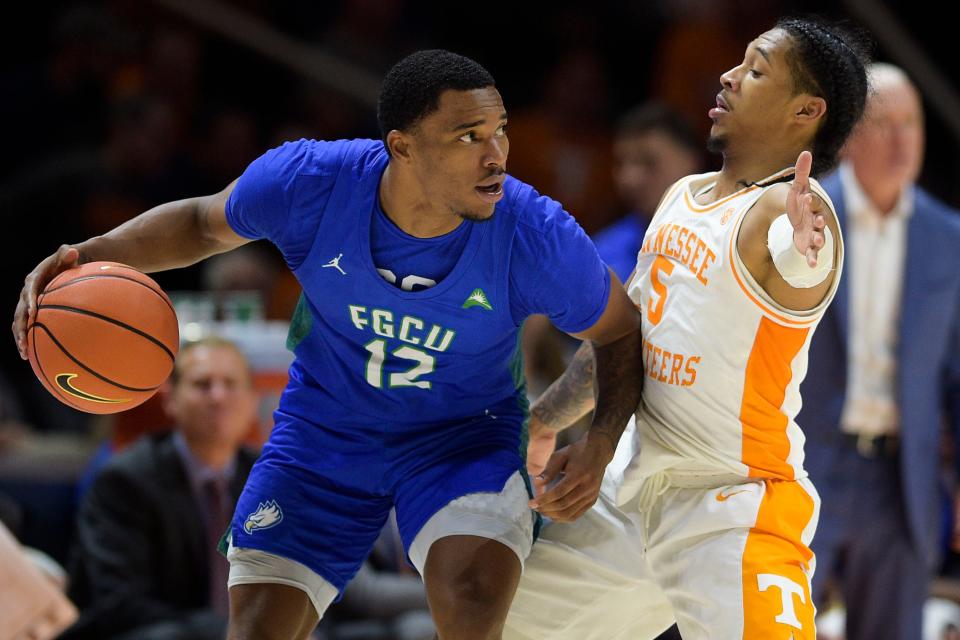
[{"x1": 621, "y1": 169, "x2": 843, "y2": 487}]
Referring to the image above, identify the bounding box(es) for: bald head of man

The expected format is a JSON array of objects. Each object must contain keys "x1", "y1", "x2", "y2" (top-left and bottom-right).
[{"x1": 844, "y1": 63, "x2": 925, "y2": 215}]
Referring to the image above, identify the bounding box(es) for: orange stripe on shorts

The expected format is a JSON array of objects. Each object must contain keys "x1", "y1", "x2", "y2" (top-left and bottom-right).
[{"x1": 741, "y1": 479, "x2": 817, "y2": 639}]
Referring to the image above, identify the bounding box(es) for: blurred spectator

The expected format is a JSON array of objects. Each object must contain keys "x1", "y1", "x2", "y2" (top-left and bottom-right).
[
  {"x1": 0, "y1": 368, "x2": 29, "y2": 452},
  {"x1": 0, "y1": 520, "x2": 77, "y2": 640},
  {"x1": 193, "y1": 107, "x2": 261, "y2": 192},
  {"x1": 327, "y1": 510, "x2": 435, "y2": 640},
  {"x1": 62, "y1": 337, "x2": 259, "y2": 640},
  {"x1": 506, "y1": 47, "x2": 618, "y2": 233},
  {"x1": 593, "y1": 102, "x2": 703, "y2": 281},
  {"x1": 201, "y1": 241, "x2": 301, "y2": 321},
  {"x1": 521, "y1": 104, "x2": 701, "y2": 449},
  {"x1": 799, "y1": 64, "x2": 960, "y2": 640}
]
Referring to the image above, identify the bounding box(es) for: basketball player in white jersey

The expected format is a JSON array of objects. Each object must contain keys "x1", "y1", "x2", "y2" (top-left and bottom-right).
[{"x1": 505, "y1": 18, "x2": 871, "y2": 640}]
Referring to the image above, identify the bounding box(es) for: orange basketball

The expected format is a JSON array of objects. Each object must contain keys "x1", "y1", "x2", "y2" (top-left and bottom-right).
[{"x1": 26, "y1": 262, "x2": 180, "y2": 415}]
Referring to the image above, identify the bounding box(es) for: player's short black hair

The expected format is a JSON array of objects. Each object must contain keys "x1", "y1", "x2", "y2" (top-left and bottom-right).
[
  {"x1": 776, "y1": 17, "x2": 872, "y2": 176},
  {"x1": 377, "y1": 49, "x2": 496, "y2": 148},
  {"x1": 616, "y1": 103, "x2": 700, "y2": 156}
]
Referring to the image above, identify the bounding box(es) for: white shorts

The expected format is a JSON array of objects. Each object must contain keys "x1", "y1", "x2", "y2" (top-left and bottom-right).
[
  {"x1": 228, "y1": 470, "x2": 535, "y2": 619},
  {"x1": 505, "y1": 471, "x2": 821, "y2": 640},
  {"x1": 504, "y1": 486, "x2": 675, "y2": 640},
  {"x1": 645, "y1": 475, "x2": 821, "y2": 639}
]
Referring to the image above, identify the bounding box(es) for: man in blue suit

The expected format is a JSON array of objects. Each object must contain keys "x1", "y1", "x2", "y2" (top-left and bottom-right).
[{"x1": 799, "y1": 63, "x2": 960, "y2": 640}]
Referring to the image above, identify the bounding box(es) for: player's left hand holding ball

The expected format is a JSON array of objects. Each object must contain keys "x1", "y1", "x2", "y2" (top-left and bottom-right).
[{"x1": 13, "y1": 245, "x2": 80, "y2": 360}]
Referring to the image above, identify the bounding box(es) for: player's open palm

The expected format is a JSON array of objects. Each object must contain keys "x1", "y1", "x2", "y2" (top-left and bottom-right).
[
  {"x1": 786, "y1": 150, "x2": 828, "y2": 268},
  {"x1": 13, "y1": 245, "x2": 80, "y2": 360}
]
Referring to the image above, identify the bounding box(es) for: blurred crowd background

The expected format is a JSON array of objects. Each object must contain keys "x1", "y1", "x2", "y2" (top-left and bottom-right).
[{"x1": 0, "y1": 1, "x2": 957, "y2": 639}]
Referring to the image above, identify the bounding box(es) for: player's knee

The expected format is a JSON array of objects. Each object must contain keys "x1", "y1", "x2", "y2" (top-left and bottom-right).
[
  {"x1": 227, "y1": 583, "x2": 317, "y2": 640},
  {"x1": 430, "y1": 574, "x2": 513, "y2": 639}
]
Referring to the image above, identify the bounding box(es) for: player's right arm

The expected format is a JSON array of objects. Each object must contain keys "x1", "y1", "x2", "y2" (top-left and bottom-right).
[
  {"x1": 12, "y1": 181, "x2": 247, "y2": 360},
  {"x1": 525, "y1": 266, "x2": 638, "y2": 475}
]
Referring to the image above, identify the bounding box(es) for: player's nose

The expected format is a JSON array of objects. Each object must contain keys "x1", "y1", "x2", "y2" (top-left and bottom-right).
[
  {"x1": 483, "y1": 136, "x2": 507, "y2": 168},
  {"x1": 720, "y1": 67, "x2": 739, "y2": 92}
]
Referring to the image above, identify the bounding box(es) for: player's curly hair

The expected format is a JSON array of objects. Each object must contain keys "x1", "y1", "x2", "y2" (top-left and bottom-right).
[
  {"x1": 377, "y1": 49, "x2": 495, "y2": 151},
  {"x1": 776, "y1": 18, "x2": 872, "y2": 177}
]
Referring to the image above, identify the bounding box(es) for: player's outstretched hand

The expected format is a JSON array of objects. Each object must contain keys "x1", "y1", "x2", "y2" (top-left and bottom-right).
[
  {"x1": 525, "y1": 415, "x2": 558, "y2": 477},
  {"x1": 528, "y1": 434, "x2": 613, "y2": 523},
  {"x1": 786, "y1": 150, "x2": 828, "y2": 268},
  {"x1": 13, "y1": 245, "x2": 80, "y2": 360}
]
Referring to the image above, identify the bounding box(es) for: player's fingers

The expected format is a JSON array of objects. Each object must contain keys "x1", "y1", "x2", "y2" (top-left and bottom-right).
[
  {"x1": 794, "y1": 150, "x2": 812, "y2": 186},
  {"x1": 534, "y1": 474, "x2": 580, "y2": 509},
  {"x1": 539, "y1": 450, "x2": 567, "y2": 484},
  {"x1": 806, "y1": 247, "x2": 818, "y2": 268},
  {"x1": 530, "y1": 452, "x2": 567, "y2": 504},
  {"x1": 812, "y1": 231, "x2": 824, "y2": 249},
  {"x1": 542, "y1": 492, "x2": 599, "y2": 523},
  {"x1": 13, "y1": 290, "x2": 29, "y2": 359},
  {"x1": 535, "y1": 484, "x2": 587, "y2": 518},
  {"x1": 813, "y1": 213, "x2": 825, "y2": 231},
  {"x1": 58, "y1": 246, "x2": 80, "y2": 269},
  {"x1": 536, "y1": 464, "x2": 604, "y2": 512}
]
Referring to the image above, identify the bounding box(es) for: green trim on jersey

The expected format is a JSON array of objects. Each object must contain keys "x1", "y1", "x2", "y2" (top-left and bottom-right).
[
  {"x1": 511, "y1": 321, "x2": 542, "y2": 541},
  {"x1": 286, "y1": 293, "x2": 313, "y2": 352}
]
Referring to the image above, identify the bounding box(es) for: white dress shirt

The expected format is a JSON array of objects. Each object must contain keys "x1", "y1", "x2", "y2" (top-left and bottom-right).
[{"x1": 838, "y1": 161, "x2": 914, "y2": 437}]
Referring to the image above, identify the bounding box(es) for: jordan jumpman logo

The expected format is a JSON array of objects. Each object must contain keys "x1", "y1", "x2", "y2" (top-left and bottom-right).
[{"x1": 323, "y1": 253, "x2": 346, "y2": 275}]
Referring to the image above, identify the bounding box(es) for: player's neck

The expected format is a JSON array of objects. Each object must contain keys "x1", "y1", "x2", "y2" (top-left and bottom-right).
[
  {"x1": 380, "y1": 164, "x2": 463, "y2": 238},
  {"x1": 710, "y1": 150, "x2": 800, "y2": 202},
  {"x1": 182, "y1": 436, "x2": 237, "y2": 472},
  {"x1": 852, "y1": 164, "x2": 904, "y2": 216}
]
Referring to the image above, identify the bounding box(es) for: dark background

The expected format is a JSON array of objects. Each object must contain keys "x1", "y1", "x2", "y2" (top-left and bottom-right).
[{"x1": 1, "y1": 0, "x2": 956, "y2": 431}]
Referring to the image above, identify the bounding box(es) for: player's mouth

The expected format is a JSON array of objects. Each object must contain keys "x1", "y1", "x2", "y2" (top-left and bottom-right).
[
  {"x1": 709, "y1": 93, "x2": 731, "y2": 120},
  {"x1": 475, "y1": 179, "x2": 505, "y2": 204}
]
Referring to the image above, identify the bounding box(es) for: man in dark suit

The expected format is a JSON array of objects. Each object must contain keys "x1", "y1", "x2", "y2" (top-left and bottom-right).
[
  {"x1": 63, "y1": 337, "x2": 259, "y2": 640},
  {"x1": 799, "y1": 63, "x2": 960, "y2": 640}
]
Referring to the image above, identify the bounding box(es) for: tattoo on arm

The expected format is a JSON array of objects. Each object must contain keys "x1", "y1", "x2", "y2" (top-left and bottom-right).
[
  {"x1": 587, "y1": 328, "x2": 644, "y2": 455},
  {"x1": 530, "y1": 341, "x2": 597, "y2": 431}
]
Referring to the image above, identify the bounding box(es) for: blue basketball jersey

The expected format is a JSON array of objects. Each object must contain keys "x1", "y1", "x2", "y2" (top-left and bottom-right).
[{"x1": 225, "y1": 139, "x2": 611, "y2": 437}]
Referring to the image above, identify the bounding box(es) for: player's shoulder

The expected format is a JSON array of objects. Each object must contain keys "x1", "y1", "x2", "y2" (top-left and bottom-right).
[
  {"x1": 499, "y1": 174, "x2": 574, "y2": 237},
  {"x1": 665, "y1": 171, "x2": 714, "y2": 206},
  {"x1": 752, "y1": 170, "x2": 837, "y2": 218},
  {"x1": 270, "y1": 138, "x2": 385, "y2": 177}
]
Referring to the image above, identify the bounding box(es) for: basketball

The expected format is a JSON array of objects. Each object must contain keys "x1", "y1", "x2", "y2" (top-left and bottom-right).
[{"x1": 26, "y1": 262, "x2": 180, "y2": 415}]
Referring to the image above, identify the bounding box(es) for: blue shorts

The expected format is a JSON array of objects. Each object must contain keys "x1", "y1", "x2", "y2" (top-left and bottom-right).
[{"x1": 229, "y1": 410, "x2": 531, "y2": 592}]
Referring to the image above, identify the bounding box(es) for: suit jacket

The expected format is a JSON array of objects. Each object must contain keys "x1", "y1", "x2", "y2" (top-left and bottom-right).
[
  {"x1": 61, "y1": 432, "x2": 257, "y2": 639},
  {"x1": 799, "y1": 172, "x2": 960, "y2": 567}
]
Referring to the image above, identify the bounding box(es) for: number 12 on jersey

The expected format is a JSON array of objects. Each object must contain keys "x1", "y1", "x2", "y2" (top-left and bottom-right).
[{"x1": 364, "y1": 340, "x2": 435, "y2": 389}]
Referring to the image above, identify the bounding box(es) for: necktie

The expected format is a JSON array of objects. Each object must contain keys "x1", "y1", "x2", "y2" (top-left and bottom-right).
[{"x1": 203, "y1": 477, "x2": 232, "y2": 617}]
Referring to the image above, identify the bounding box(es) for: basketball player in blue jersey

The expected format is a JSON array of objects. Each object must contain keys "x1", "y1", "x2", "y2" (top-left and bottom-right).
[{"x1": 13, "y1": 50, "x2": 644, "y2": 640}]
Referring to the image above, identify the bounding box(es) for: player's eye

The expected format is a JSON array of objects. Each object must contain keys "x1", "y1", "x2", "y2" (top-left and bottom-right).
[
  {"x1": 459, "y1": 131, "x2": 476, "y2": 143},
  {"x1": 749, "y1": 69, "x2": 763, "y2": 78},
  {"x1": 495, "y1": 124, "x2": 508, "y2": 136}
]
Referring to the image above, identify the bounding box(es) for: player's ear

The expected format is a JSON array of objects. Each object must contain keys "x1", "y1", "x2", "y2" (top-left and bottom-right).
[
  {"x1": 386, "y1": 130, "x2": 413, "y2": 162},
  {"x1": 795, "y1": 96, "x2": 827, "y2": 125}
]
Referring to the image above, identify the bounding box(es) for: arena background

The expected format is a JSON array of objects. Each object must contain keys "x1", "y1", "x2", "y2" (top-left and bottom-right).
[{"x1": 0, "y1": 2, "x2": 956, "y2": 638}]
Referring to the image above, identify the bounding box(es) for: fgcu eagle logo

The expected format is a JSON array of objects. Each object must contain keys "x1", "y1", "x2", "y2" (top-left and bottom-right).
[{"x1": 244, "y1": 500, "x2": 283, "y2": 533}]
